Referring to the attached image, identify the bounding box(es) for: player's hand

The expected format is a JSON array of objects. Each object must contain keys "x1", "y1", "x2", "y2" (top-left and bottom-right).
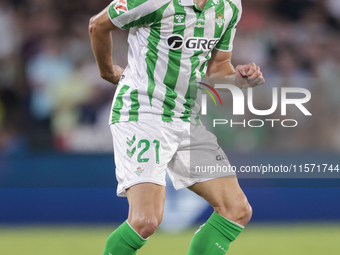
[
  {"x1": 101, "y1": 65, "x2": 124, "y2": 85},
  {"x1": 235, "y1": 62, "x2": 265, "y2": 88}
]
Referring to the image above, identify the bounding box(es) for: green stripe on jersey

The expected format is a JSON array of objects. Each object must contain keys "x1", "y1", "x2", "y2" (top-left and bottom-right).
[
  {"x1": 161, "y1": 1, "x2": 186, "y2": 122},
  {"x1": 126, "y1": 0, "x2": 147, "y2": 10},
  {"x1": 180, "y1": 11, "x2": 205, "y2": 123},
  {"x1": 129, "y1": 89, "x2": 140, "y2": 121},
  {"x1": 111, "y1": 85, "x2": 130, "y2": 123},
  {"x1": 122, "y1": 11, "x2": 158, "y2": 29},
  {"x1": 180, "y1": 79, "x2": 197, "y2": 122}
]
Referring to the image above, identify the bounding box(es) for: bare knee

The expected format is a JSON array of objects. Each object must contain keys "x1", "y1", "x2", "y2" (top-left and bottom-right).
[
  {"x1": 214, "y1": 199, "x2": 253, "y2": 227},
  {"x1": 129, "y1": 214, "x2": 162, "y2": 239}
]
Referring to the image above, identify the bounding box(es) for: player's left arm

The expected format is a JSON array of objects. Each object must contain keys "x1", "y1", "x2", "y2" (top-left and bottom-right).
[
  {"x1": 206, "y1": 49, "x2": 265, "y2": 89},
  {"x1": 206, "y1": 0, "x2": 264, "y2": 89}
]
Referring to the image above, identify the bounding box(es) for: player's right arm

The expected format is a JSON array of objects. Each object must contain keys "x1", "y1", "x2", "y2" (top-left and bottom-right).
[
  {"x1": 89, "y1": 6, "x2": 124, "y2": 85},
  {"x1": 90, "y1": 0, "x2": 170, "y2": 85}
]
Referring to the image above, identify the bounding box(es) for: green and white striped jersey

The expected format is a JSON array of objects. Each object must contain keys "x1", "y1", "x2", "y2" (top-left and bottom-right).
[{"x1": 108, "y1": 0, "x2": 242, "y2": 124}]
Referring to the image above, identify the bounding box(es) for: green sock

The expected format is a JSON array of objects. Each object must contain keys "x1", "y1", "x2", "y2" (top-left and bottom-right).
[
  {"x1": 187, "y1": 212, "x2": 244, "y2": 255},
  {"x1": 102, "y1": 221, "x2": 147, "y2": 255}
]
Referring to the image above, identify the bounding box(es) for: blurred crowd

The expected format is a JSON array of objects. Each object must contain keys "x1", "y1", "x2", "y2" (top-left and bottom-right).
[{"x1": 0, "y1": 0, "x2": 340, "y2": 155}]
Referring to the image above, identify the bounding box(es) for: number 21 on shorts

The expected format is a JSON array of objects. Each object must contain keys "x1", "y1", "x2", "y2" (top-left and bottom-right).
[{"x1": 126, "y1": 135, "x2": 160, "y2": 164}]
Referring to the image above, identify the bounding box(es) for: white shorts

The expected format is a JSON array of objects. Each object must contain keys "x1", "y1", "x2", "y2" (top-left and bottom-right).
[{"x1": 110, "y1": 121, "x2": 236, "y2": 197}]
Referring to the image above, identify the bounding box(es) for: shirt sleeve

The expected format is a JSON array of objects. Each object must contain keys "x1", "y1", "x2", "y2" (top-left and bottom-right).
[
  {"x1": 107, "y1": 0, "x2": 170, "y2": 30},
  {"x1": 214, "y1": 0, "x2": 242, "y2": 52}
]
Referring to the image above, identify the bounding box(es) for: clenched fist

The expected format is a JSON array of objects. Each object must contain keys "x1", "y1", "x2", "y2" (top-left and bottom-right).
[{"x1": 235, "y1": 62, "x2": 265, "y2": 88}]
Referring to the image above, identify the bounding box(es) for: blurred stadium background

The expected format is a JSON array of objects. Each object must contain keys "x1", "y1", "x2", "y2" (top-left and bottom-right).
[{"x1": 1, "y1": 0, "x2": 340, "y2": 254}]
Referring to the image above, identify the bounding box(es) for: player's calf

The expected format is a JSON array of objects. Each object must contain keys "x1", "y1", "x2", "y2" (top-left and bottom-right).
[{"x1": 187, "y1": 178, "x2": 252, "y2": 254}]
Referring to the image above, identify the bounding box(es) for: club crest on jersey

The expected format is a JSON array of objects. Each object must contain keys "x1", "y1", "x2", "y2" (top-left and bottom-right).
[
  {"x1": 135, "y1": 167, "x2": 144, "y2": 176},
  {"x1": 175, "y1": 14, "x2": 185, "y2": 25},
  {"x1": 215, "y1": 13, "x2": 225, "y2": 28},
  {"x1": 114, "y1": 0, "x2": 128, "y2": 14}
]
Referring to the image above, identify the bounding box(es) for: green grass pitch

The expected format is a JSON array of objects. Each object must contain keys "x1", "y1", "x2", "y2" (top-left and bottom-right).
[{"x1": 0, "y1": 223, "x2": 339, "y2": 255}]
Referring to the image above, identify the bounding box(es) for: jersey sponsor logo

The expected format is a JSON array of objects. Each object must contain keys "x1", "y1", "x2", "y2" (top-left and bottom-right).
[
  {"x1": 185, "y1": 37, "x2": 219, "y2": 51},
  {"x1": 167, "y1": 35, "x2": 219, "y2": 51},
  {"x1": 167, "y1": 35, "x2": 184, "y2": 50},
  {"x1": 215, "y1": 13, "x2": 226, "y2": 28},
  {"x1": 114, "y1": 0, "x2": 128, "y2": 14}
]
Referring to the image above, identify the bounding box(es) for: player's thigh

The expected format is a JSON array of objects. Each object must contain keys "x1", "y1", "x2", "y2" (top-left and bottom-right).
[
  {"x1": 188, "y1": 177, "x2": 251, "y2": 224},
  {"x1": 126, "y1": 182, "x2": 165, "y2": 227}
]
